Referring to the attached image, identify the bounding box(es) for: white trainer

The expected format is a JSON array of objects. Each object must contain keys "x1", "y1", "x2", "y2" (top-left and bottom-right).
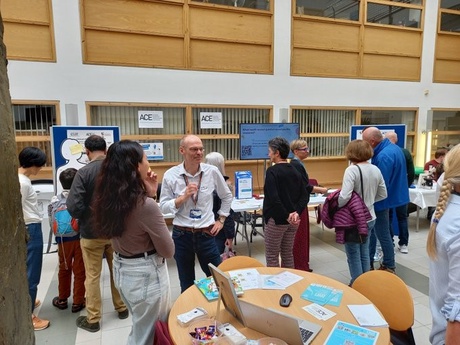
[{"x1": 399, "y1": 244, "x2": 409, "y2": 254}]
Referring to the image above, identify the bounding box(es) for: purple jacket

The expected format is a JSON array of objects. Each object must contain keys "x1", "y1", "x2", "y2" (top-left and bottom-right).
[{"x1": 321, "y1": 189, "x2": 372, "y2": 244}]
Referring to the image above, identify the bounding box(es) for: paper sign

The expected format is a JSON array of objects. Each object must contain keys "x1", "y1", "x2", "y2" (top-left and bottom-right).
[
  {"x1": 200, "y1": 112, "x2": 222, "y2": 129},
  {"x1": 138, "y1": 110, "x2": 164, "y2": 128},
  {"x1": 140, "y1": 143, "x2": 164, "y2": 160},
  {"x1": 69, "y1": 143, "x2": 83, "y2": 155}
]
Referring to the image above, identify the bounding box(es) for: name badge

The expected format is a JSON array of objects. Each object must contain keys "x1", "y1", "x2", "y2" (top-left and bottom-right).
[{"x1": 190, "y1": 209, "x2": 202, "y2": 219}]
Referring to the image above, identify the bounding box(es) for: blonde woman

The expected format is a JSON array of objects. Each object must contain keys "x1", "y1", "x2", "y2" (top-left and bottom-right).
[{"x1": 427, "y1": 144, "x2": 460, "y2": 345}]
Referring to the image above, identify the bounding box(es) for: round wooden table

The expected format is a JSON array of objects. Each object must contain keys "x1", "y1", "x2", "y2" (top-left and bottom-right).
[{"x1": 168, "y1": 267, "x2": 390, "y2": 344}]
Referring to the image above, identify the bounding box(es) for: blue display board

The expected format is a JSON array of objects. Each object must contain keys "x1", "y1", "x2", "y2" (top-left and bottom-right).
[
  {"x1": 50, "y1": 126, "x2": 120, "y2": 194},
  {"x1": 350, "y1": 124, "x2": 407, "y2": 149},
  {"x1": 239, "y1": 123, "x2": 300, "y2": 160}
]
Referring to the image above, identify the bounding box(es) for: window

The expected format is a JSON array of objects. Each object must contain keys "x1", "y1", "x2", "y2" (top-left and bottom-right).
[
  {"x1": 89, "y1": 103, "x2": 271, "y2": 162},
  {"x1": 292, "y1": 108, "x2": 356, "y2": 157},
  {"x1": 191, "y1": 107, "x2": 270, "y2": 160},
  {"x1": 13, "y1": 103, "x2": 58, "y2": 167},
  {"x1": 192, "y1": 0, "x2": 270, "y2": 10},
  {"x1": 367, "y1": 2, "x2": 422, "y2": 28},
  {"x1": 90, "y1": 104, "x2": 186, "y2": 162},
  {"x1": 295, "y1": 0, "x2": 360, "y2": 20},
  {"x1": 440, "y1": 1, "x2": 460, "y2": 32},
  {"x1": 291, "y1": 107, "x2": 417, "y2": 157},
  {"x1": 361, "y1": 109, "x2": 417, "y2": 151},
  {"x1": 431, "y1": 110, "x2": 460, "y2": 152}
]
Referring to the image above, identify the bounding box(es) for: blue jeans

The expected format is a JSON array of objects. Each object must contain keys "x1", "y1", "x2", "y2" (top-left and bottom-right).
[
  {"x1": 26, "y1": 223, "x2": 43, "y2": 313},
  {"x1": 369, "y1": 209, "x2": 395, "y2": 269},
  {"x1": 172, "y1": 227, "x2": 222, "y2": 292},
  {"x1": 113, "y1": 253, "x2": 170, "y2": 345},
  {"x1": 389, "y1": 204, "x2": 409, "y2": 246},
  {"x1": 345, "y1": 220, "x2": 375, "y2": 285}
]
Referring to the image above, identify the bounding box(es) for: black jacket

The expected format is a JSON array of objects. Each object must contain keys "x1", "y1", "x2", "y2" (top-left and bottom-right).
[{"x1": 66, "y1": 156, "x2": 104, "y2": 239}]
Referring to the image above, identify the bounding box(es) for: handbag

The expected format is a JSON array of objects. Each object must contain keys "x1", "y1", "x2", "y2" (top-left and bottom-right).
[
  {"x1": 344, "y1": 165, "x2": 367, "y2": 244},
  {"x1": 220, "y1": 245, "x2": 236, "y2": 261}
]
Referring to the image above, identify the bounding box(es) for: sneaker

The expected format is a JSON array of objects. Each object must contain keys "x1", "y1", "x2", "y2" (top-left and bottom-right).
[
  {"x1": 76, "y1": 316, "x2": 100, "y2": 332},
  {"x1": 52, "y1": 296, "x2": 68, "y2": 310},
  {"x1": 373, "y1": 248, "x2": 383, "y2": 262},
  {"x1": 32, "y1": 314, "x2": 50, "y2": 331},
  {"x1": 71, "y1": 302, "x2": 85, "y2": 313},
  {"x1": 378, "y1": 265, "x2": 396, "y2": 274},
  {"x1": 34, "y1": 299, "x2": 41, "y2": 309},
  {"x1": 399, "y1": 245, "x2": 409, "y2": 254},
  {"x1": 118, "y1": 309, "x2": 129, "y2": 320}
]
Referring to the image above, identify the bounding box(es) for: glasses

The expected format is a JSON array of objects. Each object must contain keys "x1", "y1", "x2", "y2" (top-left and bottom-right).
[
  {"x1": 297, "y1": 147, "x2": 310, "y2": 152},
  {"x1": 188, "y1": 147, "x2": 205, "y2": 153}
]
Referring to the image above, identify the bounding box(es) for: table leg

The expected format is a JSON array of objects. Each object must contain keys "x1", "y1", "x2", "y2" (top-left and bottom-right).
[
  {"x1": 416, "y1": 206, "x2": 420, "y2": 232},
  {"x1": 237, "y1": 211, "x2": 251, "y2": 257}
]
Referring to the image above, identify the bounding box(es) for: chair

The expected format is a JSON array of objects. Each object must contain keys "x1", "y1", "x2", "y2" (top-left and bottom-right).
[
  {"x1": 217, "y1": 255, "x2": 265, "y2": 271},
  {"x1": 352, "y1": 270, "x2": 416, "y2": 345},
  {"x1": 308, "y1": 178, "x2": 323, "y2": 229}
]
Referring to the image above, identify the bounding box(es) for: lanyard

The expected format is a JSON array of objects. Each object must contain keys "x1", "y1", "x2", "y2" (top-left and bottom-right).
[{"x1": 182, "y1": 171, "x2": 203, "y2": 206}]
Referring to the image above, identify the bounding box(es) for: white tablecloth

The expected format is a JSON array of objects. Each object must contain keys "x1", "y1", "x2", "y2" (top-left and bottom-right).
[{"x1": 409, "y1": 186, "x2": 437, "y2": 209}]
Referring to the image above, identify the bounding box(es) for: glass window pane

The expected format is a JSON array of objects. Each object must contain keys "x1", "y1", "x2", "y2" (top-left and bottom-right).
[
  {"x1": 192, "y1": 107, "x2": 269, "y2": 161},
  {"x1": 292, "y1": 109, "x2": 356, "y2": 134},
  {"x1": 192, "y1": 0, "x2": 270, "y2": 10},
  {"x1": 296, "y1": 0, "x2": 360, "y2": 21},
  {"x1": 390, "y1": 0, "x2": 422, "y2": 4},
  {"x1": 13, "y1": 104, "x2": 56, "y2": 135},
  {"x1": 90, "y1": 106, "x2": 186, "y2": 136},
  {"x1": 361, "y1": 110, "x2": 416, "y2": 131},
  {"x1": 432, "y1": 110, "x2": 460, "y2": 131},
  {"x1": 440, "y1": 12, "x2": 460, "y2": 32},
  {"x1": 431, "y1": 134, "x2": 460, "y2": 151},
  {"x1": 440, "y1": 0, "x2": 460, "y2": 10},
  {"x1": 306, "y1": 136, "x2": 350, "y2": 157},
  {"x1": 367, "y1": 3, "x2": 421, "y2": 28},
  {"x1": 192, "y1": 107, "x2": 269, "y2": 135}
]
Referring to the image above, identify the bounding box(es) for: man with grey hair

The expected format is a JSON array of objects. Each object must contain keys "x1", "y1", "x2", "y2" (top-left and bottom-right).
[
  {"x1": 385, "y1": 131, "x2": 414, "y2": 254},
  {"x1": 362, "y1": 127, "x2": 409, "y2": 272}
]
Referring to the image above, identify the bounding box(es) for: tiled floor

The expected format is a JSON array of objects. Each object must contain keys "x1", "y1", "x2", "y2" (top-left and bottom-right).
[{"x1": 34, "y1": 211, "x2": 433, "y2": 345}]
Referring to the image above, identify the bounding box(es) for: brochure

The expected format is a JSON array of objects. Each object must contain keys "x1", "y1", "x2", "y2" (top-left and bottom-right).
[
  {"x1": 301, "y1": 283, "x2": 334, "y2": 305},
  {"x1": 194, "y1": 276, "x2": 243, "y2": 301},
  {"x1": 266, "y1": 270, "x2": 303, "y2": 288},
  {"x1": 348, "y1": 304, "x2": 389, "y2": 327},
  {"x1": 324, "y1": 320, "x2": 380, "y2": 345}
]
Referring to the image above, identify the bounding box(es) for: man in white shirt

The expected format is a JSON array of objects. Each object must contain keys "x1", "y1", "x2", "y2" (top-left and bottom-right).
[{"x1": 160, "y1": 135, "x2": 233, "y2": 292}]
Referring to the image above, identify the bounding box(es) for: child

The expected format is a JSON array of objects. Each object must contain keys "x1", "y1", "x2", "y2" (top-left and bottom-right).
[{"x1": 48, "y1": 168, "x2": 86, "y2": 312}]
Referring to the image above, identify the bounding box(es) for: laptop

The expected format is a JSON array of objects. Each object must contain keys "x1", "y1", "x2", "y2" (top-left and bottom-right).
[
  {"x1": 239, "y1": 299, "x2": 322, "y2": 345},
  {"x1": 208, "y1": 263, "x2": 246, "y2": 326}
]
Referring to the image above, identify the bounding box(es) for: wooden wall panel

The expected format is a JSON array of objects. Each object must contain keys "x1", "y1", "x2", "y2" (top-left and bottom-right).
[
  {"x1": 292, "y1": 20, "x2": 360, "y2": 51},
  {"x1": 190, "y1": 40, "x2": 271, "y2": 73},
  {"x1": 3, "y1": 22, "x2": 54, "y2": 61},
  {"x1": 84, "y1": 30, "x2": 185, "y2": 68},
  {"x1": 189, "y1": 7, "x2": 271, "y2": 44},
  {"x1": 436, "y1": 35, "x2": 460, "y2": 60},
  {"x1": 363, "y1": 55, "x2": 420, "y2": 80},
  {"x1": 364, "y1": 28, "x2": 421, "y2": 57},
  {"x1": 292, "y1": 49, "x2": 359, "y2": 77},
  {"x1": 83, "y1": 0, "x2": 183, "y2": 36},
  {"x1": 434, "y1": 60, "x2": 460, "y2": 83},
  {"x1": 1, "y1": 0, "x2": 50, "y2": 23},
  {"x1": 1, "y1": 0, "x2": 55, "y2": 61}
]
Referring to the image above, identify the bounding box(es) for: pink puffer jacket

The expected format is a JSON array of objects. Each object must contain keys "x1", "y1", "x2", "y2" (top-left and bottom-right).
[{"x1": 321, "y1": 189, "x2": 371, "y2": 244}]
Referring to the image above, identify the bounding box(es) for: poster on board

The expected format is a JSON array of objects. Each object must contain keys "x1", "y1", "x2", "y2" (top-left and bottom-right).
[
  {"x1": 51, "y1": 126, "x2": 120, "y2": 194},
  {"x1": 350, "y1": 124, "x2": 407, "y2": 149}
]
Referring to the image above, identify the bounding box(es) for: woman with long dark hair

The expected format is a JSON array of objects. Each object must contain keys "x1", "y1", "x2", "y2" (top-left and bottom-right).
[{"x1": 92, "y1": 140, "x2": 174, "y2": 345}]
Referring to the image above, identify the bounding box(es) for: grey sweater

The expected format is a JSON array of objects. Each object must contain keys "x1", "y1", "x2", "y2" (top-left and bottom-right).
[{"x1": 338, "y1": 163, "x2": 387, "y2": 220}]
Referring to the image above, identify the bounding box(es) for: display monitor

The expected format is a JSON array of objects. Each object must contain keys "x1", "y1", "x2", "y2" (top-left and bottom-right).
[{"x1": 239, "y1": 123, "x2": 300, "y2": 160}]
